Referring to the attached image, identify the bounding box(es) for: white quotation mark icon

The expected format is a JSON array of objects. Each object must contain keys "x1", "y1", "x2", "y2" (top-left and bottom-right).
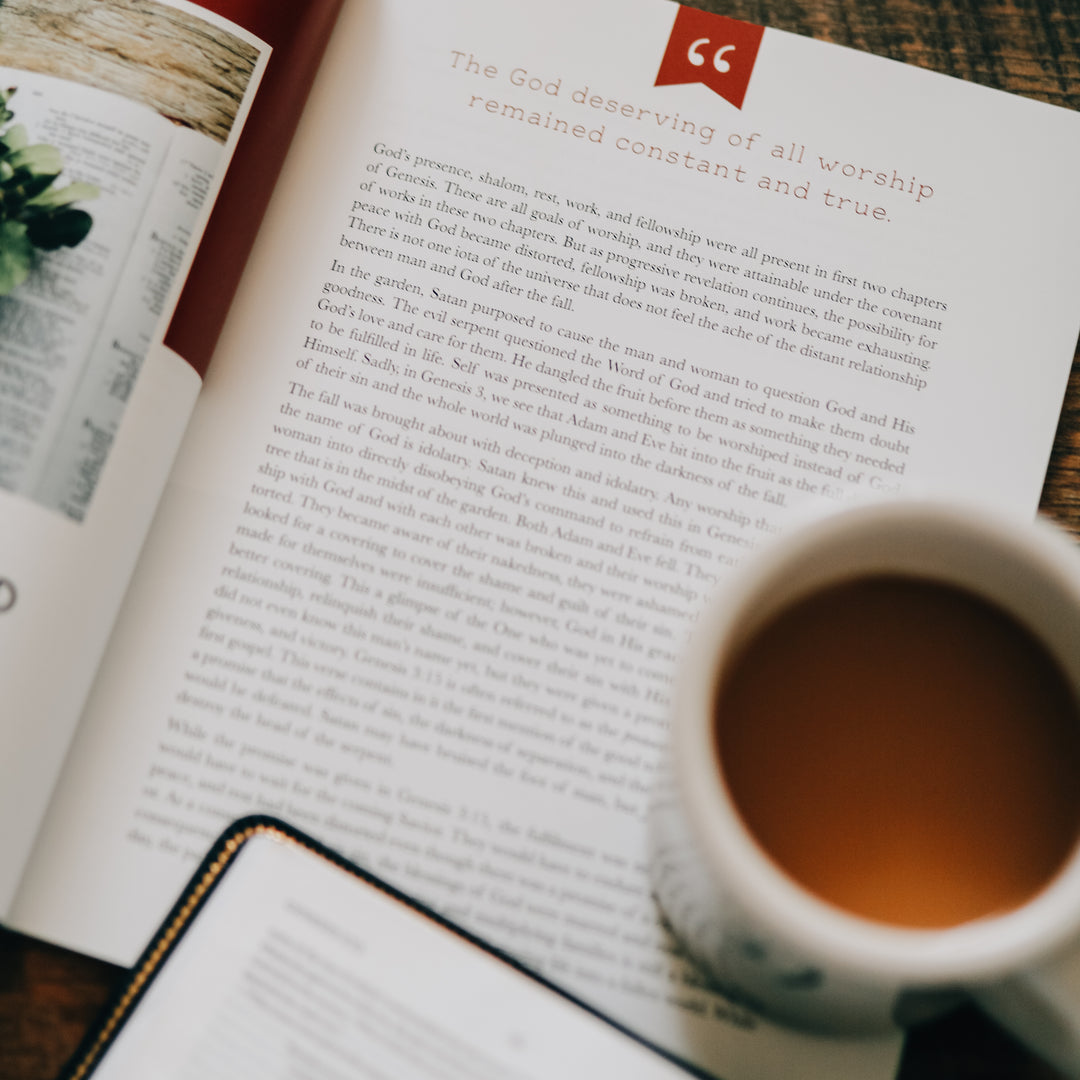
[{"x1": 688, "y1": 39, "x2": 736, "y2": 73}]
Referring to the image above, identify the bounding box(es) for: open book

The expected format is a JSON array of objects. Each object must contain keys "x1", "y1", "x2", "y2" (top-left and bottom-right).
[{"x1": 3, "y1": 1, "x2": 1080, "y2": 1077}]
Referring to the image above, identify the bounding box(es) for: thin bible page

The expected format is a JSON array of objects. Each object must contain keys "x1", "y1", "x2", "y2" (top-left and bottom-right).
[{"x1": 90, "y1": 831, "x2": 695, "y2": 1080}]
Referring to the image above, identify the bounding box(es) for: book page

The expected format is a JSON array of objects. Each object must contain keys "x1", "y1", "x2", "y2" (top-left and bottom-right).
[
  {"x1": 88, "y1": 828, "x2": 703, "y2": 1079},
  {"x1": 0, "y1": 3, "x2": 265, "y2": 518},
  {"x1": 0, "y1": 1, "x2": 268, "y2": 910},
  {"x1": 15, "y1": 0, "x2": 1080, "y2": 1076}
]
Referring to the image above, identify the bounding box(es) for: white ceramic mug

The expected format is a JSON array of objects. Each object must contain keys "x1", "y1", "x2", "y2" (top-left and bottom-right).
[{"x1": 649, "y1": 499, "x2": 1080, "y2": 1076}]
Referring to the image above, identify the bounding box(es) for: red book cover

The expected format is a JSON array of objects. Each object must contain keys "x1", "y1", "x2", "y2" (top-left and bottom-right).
[{"x1": 164, "y1": 0, "x2": 344, "y2": 377}]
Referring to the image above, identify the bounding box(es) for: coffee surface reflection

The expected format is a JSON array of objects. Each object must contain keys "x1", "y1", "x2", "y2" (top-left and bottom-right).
[{"x1": 714, "y1": 575, "x2": 1080, "y2": 929}]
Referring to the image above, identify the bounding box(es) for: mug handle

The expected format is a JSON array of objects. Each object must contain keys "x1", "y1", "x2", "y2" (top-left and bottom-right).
[{"x1": 972, "y1": 943, "x2": 1080, "y2": 1077}]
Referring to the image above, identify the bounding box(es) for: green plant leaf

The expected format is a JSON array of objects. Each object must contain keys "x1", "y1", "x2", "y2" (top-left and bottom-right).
[
  {"x1": 26, "y1": 179, "x2": 99, "y2": 209},
  {"x1": 0, "y1": 123, "x2": 27, "y2": 153},
  {"x1": 26, "y1": 207, "x2": 93, "y2": 250},
  {"x1": 0, "y1": 219, "x2": 32, "y2": 294},
  {"x1": 0, "y1": 92, "x2": 97, "y2": 260},
  {"x1": 13, "y1": 172, "x2": 59, "y2": 204},
  {"x1": 0, "y1": 88, "x2": 17, "y2": 127},
  {"x1": 7, "y1": 143, "x2": 63, "y2": 176}
]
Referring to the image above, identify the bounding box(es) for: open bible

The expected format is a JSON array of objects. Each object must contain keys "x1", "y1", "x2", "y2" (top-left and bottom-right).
[{"x1": 3, "y1": 1, "x2": 1080, "y2": 1077}]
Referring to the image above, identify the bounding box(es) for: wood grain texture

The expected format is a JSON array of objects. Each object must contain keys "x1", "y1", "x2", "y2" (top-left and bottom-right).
[
  {"x1": 0, "y1": 928, "x2": 123, "y2": 1080},
  {"x1": 0, "y1": 0, "x2": 259, "y2": 142},
  {"x1": 2, "y1": 1, "x2": 1078, "y2": 1079}
]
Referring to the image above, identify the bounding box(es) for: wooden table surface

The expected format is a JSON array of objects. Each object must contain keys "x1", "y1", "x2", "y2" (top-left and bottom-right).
[{"x1": 2, "y1": 0, "x2": 1079, "y2": 1077}]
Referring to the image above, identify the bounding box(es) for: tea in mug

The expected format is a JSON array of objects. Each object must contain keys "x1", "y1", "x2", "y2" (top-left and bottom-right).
[{"x1": 714, "y1": 575, "x2": 1080, "y2": 929}]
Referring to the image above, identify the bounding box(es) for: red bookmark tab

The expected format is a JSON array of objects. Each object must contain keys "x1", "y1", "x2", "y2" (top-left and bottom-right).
[{"x1": 654, "y1": 5, "x2": 764, "y2": 110}]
